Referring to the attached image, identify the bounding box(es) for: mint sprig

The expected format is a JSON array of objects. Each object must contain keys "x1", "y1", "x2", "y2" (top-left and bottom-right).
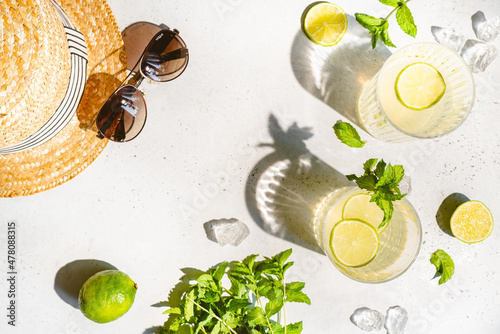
[
  {"x1": 430, "y1": 249, "x2": 455, "y2": 285},
  {"x1": 333, "y1": 121, "x2": 366, "y2": 148},
  {"x1": 355, "y1": 0, "x2": 417, "y2": 48},
  {"x1": 161, "y1": 249, "x2": 310, "y2": 334},
  {"x1": 346, "y1": 159, "x2": 406, "y2": 228}
]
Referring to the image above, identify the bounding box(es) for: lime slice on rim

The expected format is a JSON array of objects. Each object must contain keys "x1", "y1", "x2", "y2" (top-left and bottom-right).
[
  {"x1": 450, "y1": 200, "x2": 494, "y2": 243},
  {"x1": 342, "y1": 193, "x2": 386, "y2": 232},
  {"x1": 302, "y1": 2, "x2": 347, "y2": 47},
  {"x1": 395, "y1": 62, "x2": 446, "y2": 110},
  {"x1": 330, "y1": 219, "x2": 379, "y2": 267}
]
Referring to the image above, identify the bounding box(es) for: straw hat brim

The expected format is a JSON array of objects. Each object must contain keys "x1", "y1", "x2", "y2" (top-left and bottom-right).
[{"x1": 0, "y1": 0, "x2": 126, "y2": 197}]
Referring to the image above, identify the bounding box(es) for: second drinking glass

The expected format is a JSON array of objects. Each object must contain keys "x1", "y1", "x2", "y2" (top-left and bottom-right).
[{"x1": 357, "y1": 42, "x2": 475, "y2": 142}]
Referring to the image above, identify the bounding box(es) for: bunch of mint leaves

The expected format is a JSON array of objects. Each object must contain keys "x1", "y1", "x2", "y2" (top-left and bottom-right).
[
  {"x1": 161, "y1": 249, "x2": 310, "y2": 334},
  {"x1": 346, "y1": 159, "x2": 406, "y2": 228},
  {"x1": 355, "y1": 0, "x2": 417, "y2": 48}
]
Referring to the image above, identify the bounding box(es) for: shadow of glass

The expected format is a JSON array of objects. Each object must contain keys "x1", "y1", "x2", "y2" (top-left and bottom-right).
[
  {"x1": 54, "y1": 259, "x2": 117, "y2": 309},
  {"x1": 290, "y1": 15, "x2": 391, "y2": 127},
  {"x1": 245, "y1": 114, "x2": 351, "y2": 254},
  {"x1": 435, "y1": 193, "x2": 470, "y2": 236}
]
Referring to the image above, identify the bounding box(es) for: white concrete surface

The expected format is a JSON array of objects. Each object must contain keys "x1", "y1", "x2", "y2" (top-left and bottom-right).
[{"x1": 1, "y1": 0, "x2": 500, "y2": 333}]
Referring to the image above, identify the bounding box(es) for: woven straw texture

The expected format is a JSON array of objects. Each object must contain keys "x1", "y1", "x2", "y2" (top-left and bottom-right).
[
  {"x1": 0, "y1": 0, "x2": 71, "y2": 146},
  {"x1": 0, "y1": 0, "x2": 126, "y2": 197}
]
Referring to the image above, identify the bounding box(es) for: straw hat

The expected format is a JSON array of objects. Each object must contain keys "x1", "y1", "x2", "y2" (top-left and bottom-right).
[{"x1": 0, "y1": 0, "x2": 126, "y2": 197}]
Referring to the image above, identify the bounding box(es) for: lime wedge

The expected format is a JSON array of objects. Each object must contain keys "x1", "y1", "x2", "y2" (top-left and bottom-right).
[
  {"x1": 302, "y1": 2, "x2": 347, "y2": 47},
  {"x1": 330, "y1": 219, "x2": 379, "y2": 267},
  {"x1": 342, "y1": 193, "x2": 386, "y2": 232},
  {"x1": 395, "y1": 62, "x2": 446, "y2": 110},
  {"x1": 450, "y1": 200, "x2": 493, "y2": 243}
]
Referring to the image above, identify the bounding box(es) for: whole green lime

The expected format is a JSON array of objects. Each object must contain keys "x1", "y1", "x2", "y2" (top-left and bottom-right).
[{"x1": 78, "y1": 269, "x2": 137, "y2": 323}]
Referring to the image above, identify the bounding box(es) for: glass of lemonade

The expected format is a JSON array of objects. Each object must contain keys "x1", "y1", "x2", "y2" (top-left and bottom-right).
[
  {"x1": 313, "y1": 187, "x2": 422, "y2": 283},
  {"x1": 357, "y1": 42, "x2": 475, "y2": 142}
]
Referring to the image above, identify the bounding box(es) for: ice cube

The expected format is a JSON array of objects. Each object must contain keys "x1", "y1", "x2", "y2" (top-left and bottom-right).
[
  {"x1": 384, "y1": 306, "x2": 408, "y2": 334},
  {"x1": 461, "y1": 39, "x2": 498, "y2": 73},
  {"x1": 431, "y1": 26, "x2": 465, "y2": 53},
  {"x1": 398, "y1": 174, "x2": 411, "y2": 195},
  {"x1": 203, "y1": 218, "x2": 250, "y2": 246},
  {"x1": 350, "y1": 307, "x2": 385, "y2": 331},
  {"x1": 472, "y1": 11, "x2": 500, "y2": 42}
]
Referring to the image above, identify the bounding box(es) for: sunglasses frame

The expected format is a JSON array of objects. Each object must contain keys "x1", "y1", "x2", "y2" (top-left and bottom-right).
[{"x1": 96, "y1": 25, "x2": 189, "y2": 142}]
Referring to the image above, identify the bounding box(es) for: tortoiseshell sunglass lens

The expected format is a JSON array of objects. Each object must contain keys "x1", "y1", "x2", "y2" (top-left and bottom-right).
[
  {"x1": 141, "y1": 30, "x2": 189, "y2": 82},
  {"x1": 96, "y1": 85, "x2": 147, "y2": 142}
]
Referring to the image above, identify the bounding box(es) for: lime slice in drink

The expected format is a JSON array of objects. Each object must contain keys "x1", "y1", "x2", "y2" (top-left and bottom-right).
[
  {"x1": 395, "y1": 62, "x2": 446, "y2": 110},
  {"x1": 302, "y1": 2, "x2": 347, "y2": 47},
  {"x1": 330, "y1": 219, "x2": 379, "y2": 267},
  {"x1": 450, "y1": 200, "x2": 494, "y2": 243},
  {"x1": 342, "y1": 193, "x2": 386, "y2": 232}
]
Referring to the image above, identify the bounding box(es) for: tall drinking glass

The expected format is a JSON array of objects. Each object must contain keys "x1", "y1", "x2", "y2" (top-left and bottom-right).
[{"x1": 357, "y1": 42, "x2": 475, "y2": 142}]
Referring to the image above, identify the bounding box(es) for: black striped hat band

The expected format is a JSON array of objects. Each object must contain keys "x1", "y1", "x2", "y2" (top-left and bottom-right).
[{"x1": 0, "y1": 0, "x2": 88, "y2": 154}]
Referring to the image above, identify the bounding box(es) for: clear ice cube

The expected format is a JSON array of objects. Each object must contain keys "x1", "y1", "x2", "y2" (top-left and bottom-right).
[
  {"x1": 203, "y1": 218, "x2": 250, "y2": 246},
  {"x1": 350, "y1": 307, "x2": 385, "y2": 331},
  {"x1": 431, "y1": 26, "x2": 465, "y2": 53},
  {"x1": 461, "y1": 39, "x2": 498, "y2": 73},
  {"x1": 472, "y1": 11, "x2": 500, "y2": 42},
  {"x1": 384, "y1": 306, "x2": 408, "y2": 334},
  {"x1": 398, "y1": 174, "x2": 411, "y2": 195}
]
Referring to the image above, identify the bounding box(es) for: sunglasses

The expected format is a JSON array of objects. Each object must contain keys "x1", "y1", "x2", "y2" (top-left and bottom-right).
[{"x1": 96, "y1": 27, "x2": 189, "y2": 142}]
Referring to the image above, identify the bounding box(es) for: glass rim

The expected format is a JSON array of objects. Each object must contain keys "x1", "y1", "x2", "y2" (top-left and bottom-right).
[{"x1": 375, "y1": 42, "x2": 476, "y2": 140}]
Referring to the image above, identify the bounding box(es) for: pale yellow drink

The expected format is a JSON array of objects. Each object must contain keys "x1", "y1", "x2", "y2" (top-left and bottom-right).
[
  {"x1": 358, "y1": 43, "x2": 475, "y2": 142},
  {"x1": 313, "y1": 187, "x2": 422, "y2": 283}
]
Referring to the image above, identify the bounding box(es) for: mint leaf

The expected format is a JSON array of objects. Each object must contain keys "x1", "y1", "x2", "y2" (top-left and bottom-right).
[
  {"x1": 371, "y1": 28, "x2": 382, "y2": 49},
  {"x1": 396, "y1": 3, "x2": 417, "y2": 37},
  {"x1": 285, "y1": 322, "x2": 304, "y2": 334},
  {"x1": 355, "y1": 13, "x2": 384, "y2": 31},
  {"x1": 212, "y1": 262, "x2": 228, "y2": 282},
  {"x1": 276, "y1": 248, "x2": 293, "y2": 267},
  {"x1": 377, "y1": 163, "x2": 403, "y2": 188},
  {"x1": 197, "y1": 273, "x2": 219, "y2": 291},
  {"x1": 379, "y1": 0, "x2": 400, "y2": 7},
  {"x1": 346, "y1": 174, "x2": 358, "y2": 181},
  {"x1": 246, "y1": 307, "x2": 267, "y2": 326},
  {"x1": 162, "y1": 307, "x2": 182, "y2": 315},
  {"x1": 270, "y1": 323, "x2": 285, "y2": 334},
  {"x1": 430, "y1": 249, "x2": 455, "y2": 285},
  {"x1": 333, "y1": 121, "x2": 366, "y2": 148},
  {"x1": 286, "y1": 290, "x2": 311, "y2": 304},
  {"x1": 265, "y1": 297, "x2": 284, "y2": 317},
  {"x1": 374, "y1": 159, "x2": 387, "y2": 178},
  {"x1": 373, "y1": 197, "x2": 394, "y2": 228},
  {"x1": 356, "y1": 174, "x2": 377, "y2": 191},
  {"x1": 363, "y1": 158, "x2": 378, "y2": 172},
  {"x1": 380, "y1": 22, "x2": 396, "y2": 48},
  {"x1": 285, "y1": 281, "x2": 305, "y2": 292}
]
